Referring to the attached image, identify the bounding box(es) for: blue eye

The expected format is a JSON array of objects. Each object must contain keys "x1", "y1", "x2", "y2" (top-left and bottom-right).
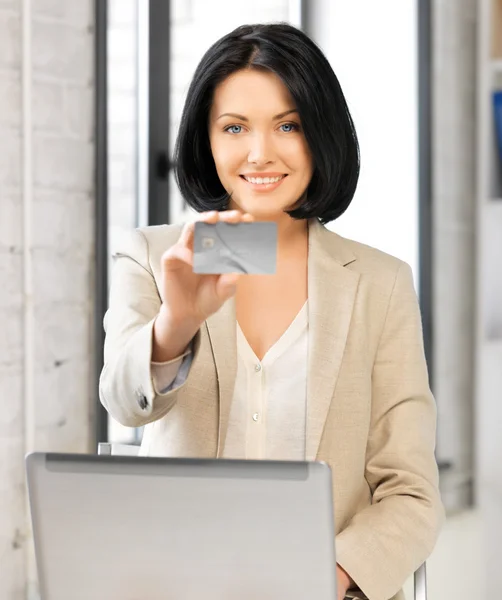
[
  {"x1": 225, "y1": 125, "x2": 243, "y2": 134},
  {"x1": 280, "y1": 122, "x2": 298, "y2": 133}
]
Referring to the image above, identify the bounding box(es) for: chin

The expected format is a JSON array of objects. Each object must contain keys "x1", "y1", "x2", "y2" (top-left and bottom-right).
[{"x1": 232, "y1": 198, "x2": 291, "y2": 220}]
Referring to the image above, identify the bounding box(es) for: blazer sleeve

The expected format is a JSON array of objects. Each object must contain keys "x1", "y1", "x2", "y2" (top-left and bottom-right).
[
  {"x1": 335, "y1": 261, "x2": 445, "y2": 600},
  {"x1": 99, "y1": 228, "x2": 200, "y2": 427},
  {"x1": 151, "y1": 347, "x2": 193, "y2": 394}
]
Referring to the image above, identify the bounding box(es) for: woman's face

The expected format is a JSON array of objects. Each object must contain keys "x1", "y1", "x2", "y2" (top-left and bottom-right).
[{"x1": 208, "y1": 69, "x2": 313, "y2": 220}]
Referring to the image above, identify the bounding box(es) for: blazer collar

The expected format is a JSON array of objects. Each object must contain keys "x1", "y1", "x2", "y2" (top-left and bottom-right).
[
  {"x1": 206, "y1": 218, "x2": 360, "y2": 459},
  {"x1": 308, "y1": 217, "x2": 357, "y2": 267}
]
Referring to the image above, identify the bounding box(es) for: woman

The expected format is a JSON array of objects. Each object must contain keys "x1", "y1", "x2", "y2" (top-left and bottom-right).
[{"x1": 100, "y1": 23, "x2": 444, "y2": 600}]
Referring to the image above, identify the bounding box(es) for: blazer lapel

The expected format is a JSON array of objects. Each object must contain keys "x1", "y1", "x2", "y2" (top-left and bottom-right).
[
  {"x1": 306, "y1": 219, "x2": 360, "y2": 460},
  {"x1": 205, "y1": 297, "x2": 237, "y2": 457}
]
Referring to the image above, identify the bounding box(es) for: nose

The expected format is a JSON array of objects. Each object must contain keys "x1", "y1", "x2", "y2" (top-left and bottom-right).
[{"x1": 247, "y1": 132, "x2": 274, "y2": 165}]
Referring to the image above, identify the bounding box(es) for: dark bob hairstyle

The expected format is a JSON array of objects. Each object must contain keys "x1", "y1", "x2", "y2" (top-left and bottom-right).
[{"x1": 174, "y1": 23, "x2": 360, "y2": 224}]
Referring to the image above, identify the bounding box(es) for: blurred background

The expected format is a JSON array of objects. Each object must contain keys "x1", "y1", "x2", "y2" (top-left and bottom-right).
[{"x1": 0, "y1": 0, "x2": 500, "y2": 598}]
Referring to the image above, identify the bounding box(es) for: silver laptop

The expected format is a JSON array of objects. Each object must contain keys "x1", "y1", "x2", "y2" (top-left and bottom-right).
[{"x1": 26, "y1": 453, "x2": 337, "y2": 600}]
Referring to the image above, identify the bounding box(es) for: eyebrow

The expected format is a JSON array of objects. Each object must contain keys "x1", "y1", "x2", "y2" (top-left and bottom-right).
[{"x1": 216, "y1": 109, "x2": 298, "y2": 121}]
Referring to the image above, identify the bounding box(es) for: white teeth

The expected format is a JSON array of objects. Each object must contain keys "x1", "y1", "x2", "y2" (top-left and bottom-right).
[{"x1": 244, "y1": 175, "x2": 284, "y2": 185}]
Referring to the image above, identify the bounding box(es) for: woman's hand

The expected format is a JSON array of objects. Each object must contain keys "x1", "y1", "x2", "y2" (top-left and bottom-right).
[
  {"x1": 336, "y1": 563, "x2": 353, "y2": 600},
  {"x1": 152, "y1": 210, "x2": 254, "y2": 362}
]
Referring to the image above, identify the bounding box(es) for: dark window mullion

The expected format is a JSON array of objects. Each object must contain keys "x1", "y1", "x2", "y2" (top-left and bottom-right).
[
  {"x1": 94, "y1": 0, "x2": 109, "y2": 445},
  {"x1": 148, "y1": 0, "x2": 171, "y2": 226},
  {"x1": 418, "y1": 0, "x2": 434, "y2": 388}
]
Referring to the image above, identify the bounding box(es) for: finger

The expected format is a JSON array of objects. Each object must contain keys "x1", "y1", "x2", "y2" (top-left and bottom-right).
[
  {"x1": 215, "y1": 273, "x2": 241, "y2": 299},
  {"x1": 178, "y1": 221, "x2": 195, "y2": 247},
  {"x1": 198, "y1": 210, "x2": 219, "y2": 223},
  {"x1": 218, "y1": 210, "x2": 243, "y2": 223},
  {"x1": 219, "y1": 273, "x2": 241, "y2": 286},
  {"x1": 178, "y1": 211, "x2": 219, "y2": 248},
  {"x1": 241, "y1": 212, "x2": 255, "y2": 222},
  {"x1": 162, "y1": 244, "x2": 193, "y2": 270}
]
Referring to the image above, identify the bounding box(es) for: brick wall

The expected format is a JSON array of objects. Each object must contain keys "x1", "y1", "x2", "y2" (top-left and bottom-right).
[
  {"x1": 0, "y1": 1, "x2": 95, "y2": 598},
  {"x1": 0, "y1": 5, "x2": 24, "y2": 598}
]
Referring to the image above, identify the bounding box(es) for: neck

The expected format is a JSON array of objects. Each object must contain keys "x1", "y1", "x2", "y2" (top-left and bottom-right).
[{"x1": 262, "y1": 213, "x2": 309, "y2": 252}]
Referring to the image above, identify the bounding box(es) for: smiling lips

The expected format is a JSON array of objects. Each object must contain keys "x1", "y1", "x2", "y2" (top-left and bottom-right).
[{"x1": 240, "y1": 173, "x2": 287, "y2": 191}]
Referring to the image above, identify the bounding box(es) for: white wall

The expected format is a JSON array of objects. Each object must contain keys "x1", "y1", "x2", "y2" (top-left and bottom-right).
[
  {"x1": 432, "y1": 0, "x2": 476, "y2": 515},
  {"x1": 306, "y1": 0, "x2": 419, "y2": 282}
]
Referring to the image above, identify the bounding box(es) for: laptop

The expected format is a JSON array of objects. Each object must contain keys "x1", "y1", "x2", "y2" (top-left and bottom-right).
[{"x1": 26, "y1": 453, "x2": 337, "y2": 600}]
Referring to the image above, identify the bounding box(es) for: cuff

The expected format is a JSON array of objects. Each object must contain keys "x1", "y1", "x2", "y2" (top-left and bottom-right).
[{"x1": 151, "y1": 342, "x2": 193, "y2": 395}]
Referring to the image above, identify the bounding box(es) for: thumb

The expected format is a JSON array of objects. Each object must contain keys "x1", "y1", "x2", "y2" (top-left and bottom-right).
[{"x1": 215, "y1": 273, "x2": 240, "y2": 300}]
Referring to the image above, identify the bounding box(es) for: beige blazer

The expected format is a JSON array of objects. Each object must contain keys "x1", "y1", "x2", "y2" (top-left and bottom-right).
[{"x1": 99, "y1": 218, "x2": 444, "y2": 600}]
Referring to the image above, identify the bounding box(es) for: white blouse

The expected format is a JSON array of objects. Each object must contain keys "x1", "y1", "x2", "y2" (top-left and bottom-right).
[{"x1": 151, "y1": 302, "x2": 309, "y2": 461}]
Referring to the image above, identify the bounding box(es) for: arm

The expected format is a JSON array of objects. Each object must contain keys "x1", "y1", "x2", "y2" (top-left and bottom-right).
[
  {"x1": 151, "y1": 343, "x2": 193, "y2": 394},
  {"x1": 335, "y1": 262, "x2": 445, "y2": 600},
  {"x1": 99, "y1": 229, "x2": 199, "y2": 427}
]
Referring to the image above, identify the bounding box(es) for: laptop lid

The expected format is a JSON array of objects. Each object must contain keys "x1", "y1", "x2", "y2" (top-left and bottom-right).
[{"x1": 26, "y1": 453, "x2": 337, "y2": 600}]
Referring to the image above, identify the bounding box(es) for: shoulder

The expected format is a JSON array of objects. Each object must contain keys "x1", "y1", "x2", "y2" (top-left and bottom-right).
[
  {"x1": 344, "y1": 235, "x2": 416, "y2": 308},
  {"x1": 112, "y1": 224, "x2": 184, "y2": 272},
  {"x1": 341, "y1": 234, "x2": 410, "y2": 283},
  {"x1": 316, "y1": 221, "x2": 412, "y2": 290},
  {"x1": 338, "y1": 234, "x2": 418, "y2": 316},
  {"x1": 315, "y1": 223, "x2": 418, "y2": 318},
  {"x1": 320, "y1": 228, "x2": 420, "y2": 330},
  {"x1": 136, "y1": 223, "x2": 184, "y2": 253}
]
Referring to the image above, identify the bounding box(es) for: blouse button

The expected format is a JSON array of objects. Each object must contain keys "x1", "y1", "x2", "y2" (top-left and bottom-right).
[
  {"x1": 252, "y1": 413, "x2": 259, "y2": 422},
  {"x1": 254, "y1": 363, "x2": 262, "y2": 372}
]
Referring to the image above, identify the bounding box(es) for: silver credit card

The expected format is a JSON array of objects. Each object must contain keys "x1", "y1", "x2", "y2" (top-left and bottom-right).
[{"x1": 193, "y1": 221, "x2": 277, "y2": 274}]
